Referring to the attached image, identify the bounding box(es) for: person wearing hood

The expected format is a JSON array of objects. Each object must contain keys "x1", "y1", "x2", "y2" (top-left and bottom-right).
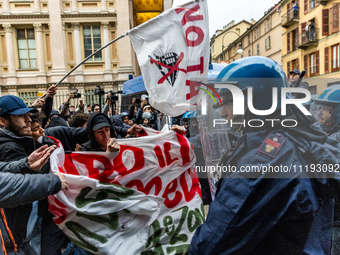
[
  {"x1": 189, "y1": 57, "x2": 340, "y2": 254},
  {"x1": 80, "y1": 112, "x2": 122, "y2": 152},
  {"x1": 45, "y1": 110, "x2": 68, "y2": 129}
]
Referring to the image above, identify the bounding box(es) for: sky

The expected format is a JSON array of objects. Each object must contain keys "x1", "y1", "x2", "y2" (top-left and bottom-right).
[{"x1": 173, "y1": 0, "x2": 280, "y2": 37}]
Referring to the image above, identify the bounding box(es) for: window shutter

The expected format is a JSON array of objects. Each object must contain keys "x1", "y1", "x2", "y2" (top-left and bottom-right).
[
  {"x1": 304, "y1": 0, "x2": 308, "y2": 14},
  {"x1": 332, "y1": 3, "x2": 339, "y2": 33},
  {"x1": 301, "y1": 22, "x2": 307, "y2": 34},
  {"x1": 304, "y1": 55, "x2": 308, "y2": 77},
  {"x1": 325, "y1": 47, "x2": 329, "y2": 74},
  {"x1": 287, "y1": 61, "x2": 291, "y2": 74},
  {"x1": 316, "y1": 50, "x2": 320, "y2": 75},
  {"x1": 287, "y1": 32, "x2": 291, "y2": 53},
  {"x1": 322, "y1": 9, "x2": 329, "y2": 36},
  {"x1": 296, "y1": 58, "x2": 299, "y2": 71},
  {"x1": 268, "y1": 36, "x2": 271, "y2": 49}
]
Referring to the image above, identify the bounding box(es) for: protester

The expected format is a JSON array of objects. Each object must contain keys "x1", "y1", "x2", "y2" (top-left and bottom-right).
[
  {"x1": 92, "y1": 104, "x2": 100, "y2": 113},
  {"x1": 68, "y1": 112, "x2": 89, "y2": 128},
  {"x1": 189, "y1": 57, "x2": 340, "y2": 254},
  {"x1": 29, "y1": 112, "x2": 71, "y2": 255},
  {"x1": 45, "y1": 110, "x2": 68, "y2": 129},
  {"x1": 0, "y1": 149, "x2": 68, "y2": 255},
  {"x1": 80, "y1": 112, "x2": 121, "y2": 152}
]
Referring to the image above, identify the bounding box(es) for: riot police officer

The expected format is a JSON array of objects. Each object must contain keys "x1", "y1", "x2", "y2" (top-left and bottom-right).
[{"x1": 189, "y1": 57, "x2": 340, "y2": 254}]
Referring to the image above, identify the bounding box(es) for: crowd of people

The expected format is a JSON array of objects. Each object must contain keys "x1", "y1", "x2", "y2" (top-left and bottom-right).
[{"x1": 1, "y1": 56, "x2": 340, "y2": 254}]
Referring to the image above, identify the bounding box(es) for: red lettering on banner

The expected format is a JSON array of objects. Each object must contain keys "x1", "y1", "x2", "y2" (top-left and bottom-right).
[
  {"x1": 162, "y1": 179, "x2": 183, "y2": 208},
  {"x1": 175, "y1": 4, "x2": 203, "y2": 26},
  {"x1": 180, "y1": 170, "x2": 202, "y2": 201},
  {"x1": 64, "y1": 145, "x2": 145, "y2": 182},
  {"x1": 176, "y1": 134, "x2": 191, "y2": 165},
  {"x1": 186, "y1": 26, "x2": 204, "y2": 47},
  {"x1": 163, "y1": 142, "x2": 179, "y2": 166},
  {"x1": 187, "y1": 57, "x2": 204, "y2": 74},
  {"x1": 125, "y1": 177, "x2": 162, "y2": 196},
  {"x1": 154, "y1": 146, "x2": 166, "y2": 168},
  {"x1": 186, "y1": 80, "x2": 201, "y2": 100}
]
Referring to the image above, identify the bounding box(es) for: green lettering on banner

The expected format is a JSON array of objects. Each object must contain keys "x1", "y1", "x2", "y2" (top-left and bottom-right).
[
  {"x1": 144, "y1": 220, "x2": 165, "y2": 255},
  {"x1": 65, "y1": 221, "x2": 107, "y2": 253},
  {"x1": 76, "y1": 211, "x2": 119, "y2": 230},
  {"x1": 163, "y1": 216, "x2": 175, "y2": 236},
  {"x1": 187, "y1": 204, "x2": 205, "y2": 232},
  {"x1": 170, "y1": 206, "x2": 189, "y2": 245},
  {"x1": 75, "y1": 185, "x2": 134, "y2": 208}
]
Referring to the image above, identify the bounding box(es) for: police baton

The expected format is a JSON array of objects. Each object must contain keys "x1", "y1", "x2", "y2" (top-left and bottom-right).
[
  {"x1": 293, "y1": 70, "x2": 306, "y2": 88},
  {"x1": 42, "y1": 32, "x2": 128, "y2": 101}
]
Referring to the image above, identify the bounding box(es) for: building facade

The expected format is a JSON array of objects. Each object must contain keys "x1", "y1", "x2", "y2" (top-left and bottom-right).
[
  {"x1": 281, "y1": 0, "x2": 340, "y2": 94},
  {"x1": 0, "y1": 0, "x2": 172, "y2": 109},
  {"x1": 223, "y1": 2, "x2": 283, "y2": 65},
  {"x1": 210, "y1": 20, "x2": 252, "y2": 63}
]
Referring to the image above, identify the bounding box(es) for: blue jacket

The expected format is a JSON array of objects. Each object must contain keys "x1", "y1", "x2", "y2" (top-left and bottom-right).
[{"x1": 189, "y1": 124, "x2": 340, "y2": 254}]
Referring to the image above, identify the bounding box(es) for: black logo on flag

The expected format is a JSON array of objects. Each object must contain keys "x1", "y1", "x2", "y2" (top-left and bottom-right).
[{"x1": 149, "y1": 52, "x2": 187, "y2": 86}]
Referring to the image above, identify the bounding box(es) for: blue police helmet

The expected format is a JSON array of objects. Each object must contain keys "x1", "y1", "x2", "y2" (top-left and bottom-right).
[
  {"x1": 182, "y1": 111, "x2": 197, "y2": 119},
  {"x1": 312, "y1": 85, "x2": 340, "y2": 123},
  {"x1": 215, "y1": 56, "x2": 289, "y2": 115}
]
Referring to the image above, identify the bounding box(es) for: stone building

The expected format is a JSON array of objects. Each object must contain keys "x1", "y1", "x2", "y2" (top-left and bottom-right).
[{"x1": 0, "y1": 0, "x2": 172, "y2": 109}]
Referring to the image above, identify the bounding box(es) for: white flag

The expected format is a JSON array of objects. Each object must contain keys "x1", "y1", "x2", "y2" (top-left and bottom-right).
[{"x1": 129, "y1": 0, "x2": 209, "y2": 116}]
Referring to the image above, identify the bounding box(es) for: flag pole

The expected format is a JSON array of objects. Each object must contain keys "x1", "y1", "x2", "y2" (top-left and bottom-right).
[{"x1": 43, "y1": 32, "x2": 129, "y2": 100}]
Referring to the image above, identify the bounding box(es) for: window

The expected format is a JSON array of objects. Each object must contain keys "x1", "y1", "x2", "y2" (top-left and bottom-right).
[
  {"x1": 332, "y1": 3, "x2": 339, "y2": 33},
  {"x1": 212, "y1": 45, "x2": 214, "y2": 53},
  {"x1": 17, "y1": 28, "x2": 37, "y2": 69},
  {"x1": 248, "y1": 49, "x2": 251, "y2": 56},
  {"x1": 254, "y1": 26, "x2": 261, "y2": 40},
  {"x1": 309, "y1": 51, "x2": 319, "y2": 76},
  {"x1": 256, "y1": 44, "x2": 260, "y2": 55},
  {"x1": 291, "y1": 58, "x2": 299, "y2": 70},
  {"x1": 265, "y1": 36, "x2": 271, "y2": 50},
  {"x1": 331, "y1": 44, "x2": 340, "y2": 72},
  {"x1": 264, "y1": 16, "x2": 272, "y2": 33},
  {"x1": 310, "y1": 0, "x2": 315, "y2": 10},
  {"x1": 83, "y1": 26, "x2": 102, "y2": 61},
  {"x1": 248, "y1": 34, "x2": 250, "y2": 46}
]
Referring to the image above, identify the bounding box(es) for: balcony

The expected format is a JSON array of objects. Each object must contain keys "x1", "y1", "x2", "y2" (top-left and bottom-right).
[
  {"x1": 281, "y1": 8, "x2": 300, "y2": 28},
  {"x1": 316, "y1": 0, "x2": 329, "y2": 6},
  {"x1": 298, "y1": 28, "x2": 319, "y2": 49}
]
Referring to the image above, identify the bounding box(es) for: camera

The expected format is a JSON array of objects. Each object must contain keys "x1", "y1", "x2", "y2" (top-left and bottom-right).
[
  {"x1": 107, "y1": 90, "x2": 123, "y2": 102},
  {"x1": 72, "y1": 88, "x2": 81, "y2": 99},
  {"x1": 94, "y1": 86, "x2": 106, "y2": 96}
]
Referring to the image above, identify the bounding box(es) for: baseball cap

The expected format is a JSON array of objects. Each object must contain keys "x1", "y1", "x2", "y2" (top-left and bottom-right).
[
  {"x1": 0, "y1": 95, "x2": 38, "y2": 116},
  {"x1": 92, "y1": 114, "x2": 112, "y2": 131},
  {"x1": 289, "y1": 69, "x2": 300, "y2": 75},
  {"x1": 141, "y1": 94, "x2": 149, "y2": 100}
]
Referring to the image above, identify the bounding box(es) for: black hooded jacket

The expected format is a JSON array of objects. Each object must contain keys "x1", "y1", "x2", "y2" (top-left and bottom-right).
[
  {"x1": 81, "y1": 112, "x2": 115, "y2": 151},
  {"x1": 0, "y1": 128, "x2": 37, "y2": 248}
]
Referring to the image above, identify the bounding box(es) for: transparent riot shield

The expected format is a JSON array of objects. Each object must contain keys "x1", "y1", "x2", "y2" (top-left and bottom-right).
[{"x1": 195, "y1": 89, "x2": 232, "y2": 200}]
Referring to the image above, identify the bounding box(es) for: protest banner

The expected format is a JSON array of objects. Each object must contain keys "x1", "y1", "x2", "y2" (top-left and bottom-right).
[
  {"x1": 129, "y1": 0, "x2": 209, "y2": 116},
  {"x1": 48, "y1": 128, "x2": 203, "y2": 254}
]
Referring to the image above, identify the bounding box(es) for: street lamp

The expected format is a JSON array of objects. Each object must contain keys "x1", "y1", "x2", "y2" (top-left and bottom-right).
[{"x1": 222, "y1": 30, "x2": 243, "y2": 61}]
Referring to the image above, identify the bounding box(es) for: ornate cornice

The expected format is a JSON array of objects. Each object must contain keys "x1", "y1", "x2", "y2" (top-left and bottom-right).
[
  {"x1": 2, "y1": 81, "x2": 118, "y2": 89},
  {"x1": 0, "y1": 14, "x2": 49, "y2": 19},
  {"x1": 61, "y1": 13, "x2": 116, "y2": 18}
]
